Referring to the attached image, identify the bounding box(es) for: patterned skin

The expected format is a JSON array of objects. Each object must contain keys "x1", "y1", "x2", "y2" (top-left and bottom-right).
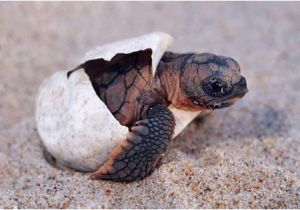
[{"x1": 68, "y1": 49, "x2": 248, "y2": 182}]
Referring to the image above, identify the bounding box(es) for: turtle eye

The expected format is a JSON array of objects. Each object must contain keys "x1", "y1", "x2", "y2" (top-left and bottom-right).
[{"x1": 203, "y1": 77, "x2": 230, "y2": 97}]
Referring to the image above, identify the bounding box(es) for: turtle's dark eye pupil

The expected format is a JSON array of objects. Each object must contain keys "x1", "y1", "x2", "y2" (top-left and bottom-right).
[
  {"x1": 211, "y1": 81, "x2": 223, "y2": 92},
  {"x1": 203, "y1": 77, "x2": 229, "y2": 97}
]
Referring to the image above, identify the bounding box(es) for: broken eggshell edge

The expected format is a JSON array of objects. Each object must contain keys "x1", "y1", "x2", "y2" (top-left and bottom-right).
[
  {"x1": 36, "y1": 32, "x2": 174, "y2": 172},
  {"x1": 81, "y1": 31, "x2": 174, "y2": 75}
]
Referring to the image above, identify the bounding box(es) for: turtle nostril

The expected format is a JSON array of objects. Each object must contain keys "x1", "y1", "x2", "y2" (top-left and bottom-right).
[
  {"x1": 236, "y1": 76, "x2": 248, "y2": 97},
  {"x1": 239, "y1": 77, "x2": 247, "y2": 88}
]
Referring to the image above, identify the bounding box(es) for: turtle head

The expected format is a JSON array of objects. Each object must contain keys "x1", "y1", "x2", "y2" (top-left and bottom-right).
[{"x1": 179, "y1": 53, "x2": 248, "y2": 110}]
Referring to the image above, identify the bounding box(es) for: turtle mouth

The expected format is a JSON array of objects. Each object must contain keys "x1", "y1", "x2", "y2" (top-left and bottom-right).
[
  {"x1": 206, "y1": 97, "x2": 241, "y2": 109},
  {"x1": 205, "y1": 77, "x2": 248, "y2": 110}
]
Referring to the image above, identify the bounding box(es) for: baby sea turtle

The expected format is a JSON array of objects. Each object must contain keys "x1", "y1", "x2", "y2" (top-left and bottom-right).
[{"x1": 36, "y1": 32, "x2": 248, "y2": 182}]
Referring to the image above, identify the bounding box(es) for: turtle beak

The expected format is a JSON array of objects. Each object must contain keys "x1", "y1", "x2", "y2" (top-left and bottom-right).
[
  {"x1": 224, "y1": 76, "x2": 248, "y2": 106},
  {"x1": 234, "y1": 76, "x2": 248, "y2": 98}
]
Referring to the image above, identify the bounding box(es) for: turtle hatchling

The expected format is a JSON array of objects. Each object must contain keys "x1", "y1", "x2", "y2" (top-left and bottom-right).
[{"x1": 36, "y1": 32, "x2": 248, "y2": 182}]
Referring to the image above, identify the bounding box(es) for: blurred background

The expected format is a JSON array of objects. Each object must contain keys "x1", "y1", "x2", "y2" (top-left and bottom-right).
[{"x1": 1, "y1": 2, "x2": 300, "y2": 208}]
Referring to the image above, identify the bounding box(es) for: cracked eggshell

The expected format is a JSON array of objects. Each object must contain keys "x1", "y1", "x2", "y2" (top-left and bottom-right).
[
  {"x1": 82, "y1": 31, "x2": 173, "y2": 75},
  {"x1": 35, "y1": 32, "x2": 173, "y2": 172}
]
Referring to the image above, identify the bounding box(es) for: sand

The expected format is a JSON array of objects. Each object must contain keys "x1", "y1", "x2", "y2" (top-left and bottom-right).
[{"x1": 0, "y1": 2, "x2": 299, "y2": 208}]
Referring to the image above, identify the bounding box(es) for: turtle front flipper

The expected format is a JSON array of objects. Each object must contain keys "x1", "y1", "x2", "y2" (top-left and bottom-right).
[{"x1": 91, "y1": 105, "x2": 175, "y2": 182}]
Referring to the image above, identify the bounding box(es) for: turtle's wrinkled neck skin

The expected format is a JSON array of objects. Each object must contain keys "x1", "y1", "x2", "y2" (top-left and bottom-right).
[{"x1": 155, "y1": 51, "x2": 248, "y2": 111}]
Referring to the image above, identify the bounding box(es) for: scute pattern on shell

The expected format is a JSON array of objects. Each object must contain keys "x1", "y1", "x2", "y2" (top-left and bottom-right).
[{"x1": 81, "y1": 49, "x2": 153, "y2": 126}]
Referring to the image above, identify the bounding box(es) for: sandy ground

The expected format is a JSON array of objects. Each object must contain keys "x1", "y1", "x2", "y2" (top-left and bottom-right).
[{"x1": 1, "y1": 2, "x2": 300, "y2": 208}]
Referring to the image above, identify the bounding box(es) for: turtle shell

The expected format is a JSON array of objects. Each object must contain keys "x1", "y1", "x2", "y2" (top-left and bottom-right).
[{"x1": 36, "y1": 32, "x2": 173, "y2": 171}]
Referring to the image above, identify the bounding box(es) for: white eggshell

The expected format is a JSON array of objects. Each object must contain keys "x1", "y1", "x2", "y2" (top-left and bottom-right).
[
  {"x1": 35, "y1": 32, "x2": 174, "y2": 171},
  {"x1": 170, "y1": 107, "x2": 212, "y2": 137},
  {"x1": 82, "y1": 31, "x2": 173, "y2": 75},
  {"x1": 36, "y1": 70, "x2": 128, "y2": 171}
]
